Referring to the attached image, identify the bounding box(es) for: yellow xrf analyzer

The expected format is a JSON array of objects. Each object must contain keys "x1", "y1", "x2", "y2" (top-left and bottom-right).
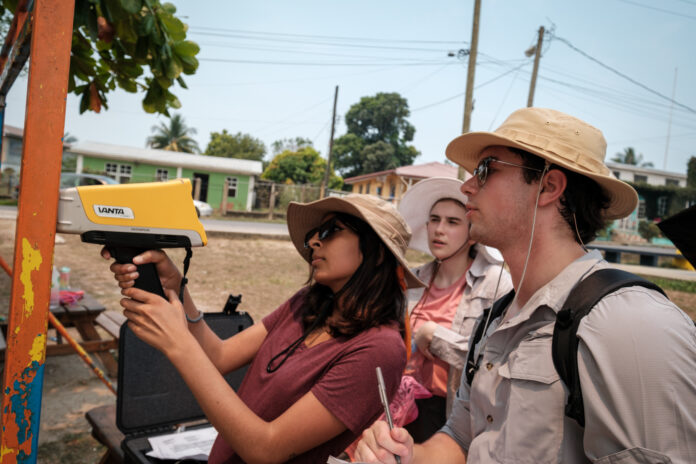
[{"x1": 56, "y1": 178, "x2": 207, "y2": 298}]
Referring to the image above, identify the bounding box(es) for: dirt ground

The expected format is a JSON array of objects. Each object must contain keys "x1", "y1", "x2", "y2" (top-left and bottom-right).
[{"x1": 0, "y1": 217, "x2": 694, "y2": 462}]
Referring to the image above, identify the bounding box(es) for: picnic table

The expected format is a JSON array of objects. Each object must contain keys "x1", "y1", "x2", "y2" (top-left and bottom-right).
[{"x1": 0, "y1": 292, "x2": 125, "y2": 378}]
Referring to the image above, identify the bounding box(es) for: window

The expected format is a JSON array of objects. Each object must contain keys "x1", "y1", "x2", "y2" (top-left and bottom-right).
[
  {"x1": 366, "y1": 183, "x2": 370, "y2": 194},
  {"x1": 657, "y1": 196, "x2": 668, "y2": 217},
  {"x1": 665, "y1": 178, "x2": 679, "y2": 186},
  {"x1": 156, "y1": 168, "x2": 169, "y2": 181},
  {"x1": 612, "y1": 171, "x2": 620, "y2": 179},
  {"x1": 377, "y1": 186, "x2": 383, "y2": 196},
  {"x1": 389, "y1": 184, "x2": 396, "y2": 199},
  {"x1": 633, "y1": 174, "x2": 648, "y2": 183},
  {"x1": 358, "y1": 185, "x2": 363, "y2": 194},
  {"x1": 226, "y1": 177, "x2": 238, "y2": 198},
  {"x1": 105, "y1": 162, "x2": 132, "y2": 183},
  {"x1": 637, "y1": 199, "x2": 646, "y2": 219}
]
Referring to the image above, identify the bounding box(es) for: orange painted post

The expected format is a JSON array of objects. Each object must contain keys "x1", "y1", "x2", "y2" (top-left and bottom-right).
[{"x1": 0, "y1": 0, "x2": 75, "y2": 461}]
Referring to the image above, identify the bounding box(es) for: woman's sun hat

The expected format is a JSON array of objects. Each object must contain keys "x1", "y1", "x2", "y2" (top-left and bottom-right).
[
  {"x1": 287, "y1": 194, "x2": 425, "y2": 288},
  {"x1": 445, "y1": 107, "x2": 638, "y2": 219},
  {"x1": 397, "y1": 177, "x2": 503, "y2": 264}
]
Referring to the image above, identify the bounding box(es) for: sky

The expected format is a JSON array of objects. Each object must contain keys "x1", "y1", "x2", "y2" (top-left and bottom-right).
[{"x1": 5, "y1": 0, "x2": 696, "y2": 174}]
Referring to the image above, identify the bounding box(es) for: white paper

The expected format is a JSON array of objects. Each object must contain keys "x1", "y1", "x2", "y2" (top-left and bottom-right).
[{"x1": 146, "y1": 426, "x2": 218, "y2": 461}]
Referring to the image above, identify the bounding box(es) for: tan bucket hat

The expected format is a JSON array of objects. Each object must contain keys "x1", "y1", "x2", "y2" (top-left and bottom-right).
[
  {"x1": 287, "y1": 194, "x2": 425, "y2": 288},
  {"x1": 445, "y1": 107, "x2": 638, "y2": 219}
]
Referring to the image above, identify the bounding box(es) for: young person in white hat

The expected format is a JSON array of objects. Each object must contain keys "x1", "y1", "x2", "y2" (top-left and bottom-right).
[
  {"x1": 102, "y1": 194, "x2": 424, "y2": 463},
  {"x1": 396, "y1": 177, "x2": 511, "y2": 443},
  {"x1": 355, "y1": 107, "x2": 696, "y2": 464}
]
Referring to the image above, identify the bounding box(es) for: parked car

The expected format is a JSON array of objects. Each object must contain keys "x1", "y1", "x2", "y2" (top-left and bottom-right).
[
  {"x1": 60, "y1": 173, "x2": 119, "y2": 188},
  {"x1": 193, "y1": 199, "x2": 213, "y2": 217}
]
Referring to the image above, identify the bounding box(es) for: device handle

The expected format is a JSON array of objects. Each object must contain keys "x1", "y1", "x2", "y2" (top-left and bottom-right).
[{"x1": 109, "y1": 246, "x2": 166, "y2": 298}]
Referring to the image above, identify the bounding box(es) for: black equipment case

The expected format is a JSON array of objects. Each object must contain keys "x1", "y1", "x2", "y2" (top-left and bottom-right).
[{"x1": 116, "y1": 297, "x2": 253, "y2": 463}]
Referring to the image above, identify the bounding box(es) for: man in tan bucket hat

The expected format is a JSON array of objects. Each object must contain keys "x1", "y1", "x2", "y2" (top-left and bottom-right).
[{"x1": 355, "y1": 108, "x2": 696, "y2": 464}]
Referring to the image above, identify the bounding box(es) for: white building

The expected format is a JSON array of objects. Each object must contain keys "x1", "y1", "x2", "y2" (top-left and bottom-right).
[{"x1": 607, "y1": 162, "x2": 686, "y2": 187}]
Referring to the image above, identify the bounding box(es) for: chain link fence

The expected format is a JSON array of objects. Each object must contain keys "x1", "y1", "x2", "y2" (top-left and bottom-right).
[{"x1": 249, "y1": 180, "x2": 347, "y2": 219}]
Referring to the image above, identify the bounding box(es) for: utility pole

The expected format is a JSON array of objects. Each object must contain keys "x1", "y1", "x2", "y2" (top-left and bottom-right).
[
  {"x1": 526, "y1": 26, "x2": 544, "y2": 107},
  {"x1": 321, "y1": 85, "x2": 339, "y2": 198},
  {"x1": 459, "y1": 0, "x2": 481, "y2": 180},
  {"x1": 663, "y1": 67, "x2": 677, "y2": 170}
]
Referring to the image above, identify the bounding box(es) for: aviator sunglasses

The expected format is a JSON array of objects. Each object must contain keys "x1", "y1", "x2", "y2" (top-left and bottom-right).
[
  {"x1": 473, "y1": 156, "x2": 543, "y2": 186},
  {"x1": 303, "y1": 214, "x2": 358, "y2": 248}
]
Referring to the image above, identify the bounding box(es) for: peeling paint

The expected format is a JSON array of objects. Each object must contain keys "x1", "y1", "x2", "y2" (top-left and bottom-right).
[
  {"x1": 19, "y1": 238, "x2": 42, "y2": 320},
  {"x1": 7, "y1": 361, "x2": 44, "y2": 459},
  {"x1": 0, "y1": 444, "x2": 16, "y2": 460},
  {"x1": 28, "y1": 334, "x2": 45, "y2": 366}
]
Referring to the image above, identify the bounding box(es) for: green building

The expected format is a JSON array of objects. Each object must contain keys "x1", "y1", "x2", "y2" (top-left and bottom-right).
[{"x1": 65, "y1": 141, "x2": 262, "y2": 212}]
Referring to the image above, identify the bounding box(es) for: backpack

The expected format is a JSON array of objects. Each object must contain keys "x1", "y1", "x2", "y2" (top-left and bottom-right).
[{"x1": 465, "y1": 268, "x2": 666, "y2": 427}]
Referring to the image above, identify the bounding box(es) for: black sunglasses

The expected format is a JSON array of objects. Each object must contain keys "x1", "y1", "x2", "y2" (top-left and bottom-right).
[
  {"x1": 472, "y1": 156, "x2": 542, "y2": 186},
  {"x1": 303, "y1": 215, "x2": 356, "y2": 248}
]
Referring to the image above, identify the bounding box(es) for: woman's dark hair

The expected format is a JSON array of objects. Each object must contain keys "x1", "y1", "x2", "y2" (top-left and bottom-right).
[
  {"x1": 302, "y1": 213, "x2": 405, "y2": 338},
  {"x1": 508, "y1": 147, "x2": 610, "y2": 244}
]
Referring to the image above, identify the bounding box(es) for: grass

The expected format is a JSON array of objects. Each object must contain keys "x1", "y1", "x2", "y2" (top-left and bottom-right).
[
  {"x1": 638, "y1": 275, "x2": 696, "y2": 293},
  {"x1": 0, "y1": 198, "x2": 17, "y2": 206}
]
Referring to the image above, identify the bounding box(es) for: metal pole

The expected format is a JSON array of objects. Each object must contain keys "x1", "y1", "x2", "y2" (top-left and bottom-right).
[
  {"x1": 663, "y1": 67, "x2": 677, "y2": 171},
  {"x1": 527, "y1": 26, "x2": 545, "y2": 107},
  {"x1": 459, "y1": 0, "x2": 481, "y2": 180},
  {"x1": 0, "y1": 0, "x2": 75, "y2": 461},
  {"x1": 321, "y1": 85, "x2": 339, "y2": 198}
]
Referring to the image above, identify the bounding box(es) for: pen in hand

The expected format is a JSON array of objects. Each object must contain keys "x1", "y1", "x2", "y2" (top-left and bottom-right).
[{"x1": 376, "y1": 367, "x2": 401, "y2": 464}]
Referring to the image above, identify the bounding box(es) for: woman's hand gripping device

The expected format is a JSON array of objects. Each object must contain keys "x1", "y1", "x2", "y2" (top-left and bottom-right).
[{"x1": 56, "y1": 179, "x2": 207, "y2": 298}]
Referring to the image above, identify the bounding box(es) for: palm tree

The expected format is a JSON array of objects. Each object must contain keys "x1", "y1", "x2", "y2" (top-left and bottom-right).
[
  {"x1": 146, "y1": 114, "x2": 200, "y2": 153},
  {"x1": 63, "y1": 132, "x2": 78, "y2": 147},
  {"x1": 611, "y1": 147, "x2": 654, "y2": 168}
]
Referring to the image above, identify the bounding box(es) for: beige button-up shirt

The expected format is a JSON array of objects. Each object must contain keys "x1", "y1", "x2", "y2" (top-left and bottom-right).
[
  {"x1": 407, "y1": 247, "x2": 512, "y2": 414},
  {"x1": 442, "y1": 250, "x2": 696, "y2": 463}
]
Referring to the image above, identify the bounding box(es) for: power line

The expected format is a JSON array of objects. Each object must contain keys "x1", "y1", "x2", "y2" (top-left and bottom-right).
[
  {"x1": 190, "y1": 26, "x2": 468, "y2": 45},
  {"x1": 199, "y1": 57, "x2": 452, "y2": 66},
  {"x1": 550, "y1": 34, "x2": 696, "y2": 114},
  {"x1": 197, "y1": 41, "x2": 439, "y2": 62},
  {"x1": 411, "y1": 62, "x2": 528, "y2": 112},
  {"x1": 190, "y1": 30, "x2": 458, "y2": 53},
  {"x1": 616, "y1": 0, "x2": 696, "y2": 20}
]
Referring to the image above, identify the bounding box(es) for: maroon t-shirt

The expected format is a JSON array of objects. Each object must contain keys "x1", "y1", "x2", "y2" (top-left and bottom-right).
[{"x1": 208, "y1": 289, "x2": 406, "y2": 463}]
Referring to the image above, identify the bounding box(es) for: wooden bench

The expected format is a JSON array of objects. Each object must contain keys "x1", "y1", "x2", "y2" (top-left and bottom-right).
[
  {"x1": 85, "y1": 404, "x2": 125, "y2": 464},
  {"x1": 0, "y1": 294, "x2": 122, "y2": 377}
]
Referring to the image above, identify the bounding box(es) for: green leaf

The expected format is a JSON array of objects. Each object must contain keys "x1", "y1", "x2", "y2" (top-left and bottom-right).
[
  {"x1": 79, "y1": 87, "x2": 90, "y2": 114},
  {"x1": 138, "y1": 13, "x2": 155, "y2": 36},
  {"x1": 86, "y1": 5, "x2": 99, "y2": 41},
  {"x1": 116, "y1": 76, "x2": 138, "y2": 92},
  {"x1": 176, "y1": 76, "x2": 188, "y2": 89},
  {"x1": 114, "y1": 18, "x2": 138, "y2": 43},
  {"x1": 165, "y1": 56, "x2": 182, "y2": 79},
  {"x1": 73, "y1": 0, "x2": 91, "y2": 29},
  {"x1": 159, "y1": 13, "x2": 185, "y2": 41},
  {"x1": 161, "y1": 2, "x2": 176, "y2": 14},
  {"x1": 179, "y1": 54, "x2": 198, "y2": 74},
  {"x1": 119, "y1": 0, "x2": 142, "y2": 14},
  {"x1": 120, "y1": 61, "x2": 143, "y2": 78},
  {"x1": 134, "y1": 36, "x2": 149, "y2": 61},
  {"x1": 103, "y1": 0, "x2": 128, "y2": 21},
  {"x1": 172, "y1": 40, "x2": 199, "y2": 57},
  {"x1": 156, "y1": 76, "x2": 172, "y2": 88}
]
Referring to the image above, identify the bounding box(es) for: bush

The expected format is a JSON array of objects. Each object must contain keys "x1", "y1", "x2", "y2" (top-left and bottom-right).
[{"x1": 637, "y1": 220, "x2": 661, "y2": 242}]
